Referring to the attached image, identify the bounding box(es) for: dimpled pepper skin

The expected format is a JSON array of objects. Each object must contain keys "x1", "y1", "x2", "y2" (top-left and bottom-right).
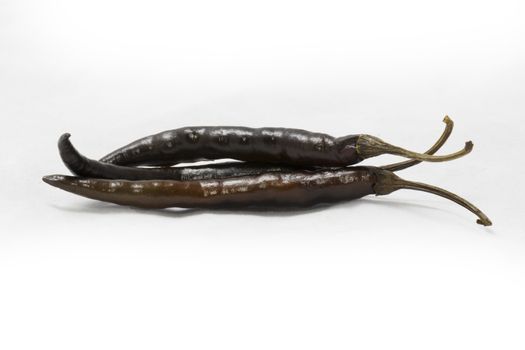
[
  {"x1": 99, "y1": 126, "x2": 362, "y2": 167},
  {"x1": 42, "y1": 167, "x2": 375, "y2": 209}
]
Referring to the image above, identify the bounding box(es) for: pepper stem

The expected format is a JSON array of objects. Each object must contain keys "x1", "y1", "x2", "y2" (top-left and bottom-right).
[
  {"x1": 357, "y1": 123, "x2": 472, "y2": 162},
  {"x1": 372, "y1": 168, "x2": 492, "y2": 226},
  {"x1": 381, "y1": 116, "x2": 454, "y2": 171}
]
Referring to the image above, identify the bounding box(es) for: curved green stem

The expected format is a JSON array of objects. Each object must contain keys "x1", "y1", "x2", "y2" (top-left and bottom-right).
[
  {"x1": 381, "y1": 116, "x2": 454, "y2": 172},
  {"x1": 357, "y1": 118, "x2": 472, "y2": 162},
  {"x1": 372, "y1": 168, "x2": 492, "y2": 226}
]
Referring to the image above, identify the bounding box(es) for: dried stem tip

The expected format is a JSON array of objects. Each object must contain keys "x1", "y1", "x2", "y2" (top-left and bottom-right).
[
  {"x1": 372, "y1": 168, "x2": 492, "y2": 226},
  {"x1": 381, "y1": 116, "x2": 455, "y2": 172},
  {"x1": 357, "y1": 134, "x2": 473, "y2": 162}
]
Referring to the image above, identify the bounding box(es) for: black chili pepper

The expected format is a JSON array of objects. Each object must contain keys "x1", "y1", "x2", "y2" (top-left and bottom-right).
[
  {"x1": 98, "y1": 119, "x2": 470, "y2": 167},
  {"x1": 58, "y1": 116, "x2": 454, "y2": 181}
]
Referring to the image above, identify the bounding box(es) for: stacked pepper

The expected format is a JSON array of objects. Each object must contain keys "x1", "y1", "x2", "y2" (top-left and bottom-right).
[{"x1": 43, "y1": 116, "x2": 492, "y2": 226}]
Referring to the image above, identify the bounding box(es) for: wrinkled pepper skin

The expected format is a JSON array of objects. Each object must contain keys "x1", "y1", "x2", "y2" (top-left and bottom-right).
[
  {"x1": 43, "y1": 167, "x2": 376, "y2": 209},
  {"x1": 99, "y1": 127, "x2": 362, "y2": 167},
  {"x1": 58, "y1": 133, "x2": 313, "y2": 181}
]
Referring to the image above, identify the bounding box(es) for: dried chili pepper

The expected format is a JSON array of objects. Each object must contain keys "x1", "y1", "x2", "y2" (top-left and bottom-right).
[
  {"x1": 99, "y1": 121, "x2": 470, "y2": 167},
  {"x1": 58, "y1": 117, "x2": 454, "y2": 181},
  {"x1": 42, "y1": 166, "x2": 492, "y2": 226}
]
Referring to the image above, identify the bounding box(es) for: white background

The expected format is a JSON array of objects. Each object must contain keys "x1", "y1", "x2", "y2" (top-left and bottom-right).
[{"x1": 1, "y1": 1, "x2": 524, "y2": 349}]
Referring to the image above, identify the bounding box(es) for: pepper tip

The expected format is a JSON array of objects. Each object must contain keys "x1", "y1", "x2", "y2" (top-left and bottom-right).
[
  {"x1": 59, "y1": 133, "x2": 71, "y2": 142},
  {"x1": 42, "y1": 174, "x2": 66, "y2": 186}
]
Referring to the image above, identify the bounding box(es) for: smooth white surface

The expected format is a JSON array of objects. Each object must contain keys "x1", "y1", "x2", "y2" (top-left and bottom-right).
[{"x1": 1, "y1": 1, "x2": 524, "y2": 349}]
